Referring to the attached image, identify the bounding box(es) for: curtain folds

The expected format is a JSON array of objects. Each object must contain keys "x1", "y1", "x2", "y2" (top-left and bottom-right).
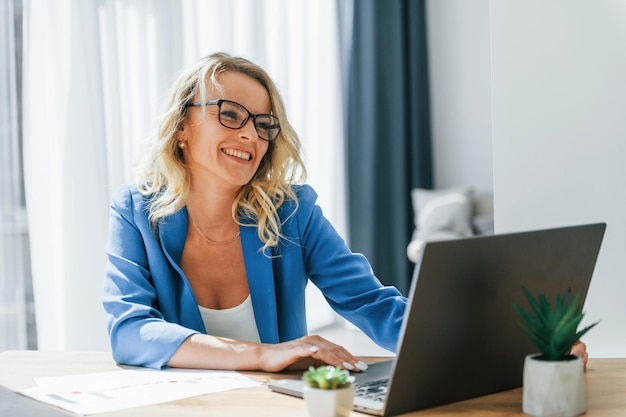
[
  {"x1": 0, "y1": 0, "x2": 36, "y2": 350},
  {"x1": 21, "y1": 0, "x2": 344, "y2": 350},
  {"x1": 23, "y1": 0, "x2": 111, "y2": 351},
  {"x1": 340, "y1": 0, "x2": 433, "y2": 295}
]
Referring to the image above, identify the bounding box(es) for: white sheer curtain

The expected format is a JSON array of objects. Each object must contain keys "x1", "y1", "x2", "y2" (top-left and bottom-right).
[
  {"x1": 22, "y1": 0, "x2": 345, "y2": 351},
  {"x1": 1, "y1": 0, "x2": 36, "y2": 350}
]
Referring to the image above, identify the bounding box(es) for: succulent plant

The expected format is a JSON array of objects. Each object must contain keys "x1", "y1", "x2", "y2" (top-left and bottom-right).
[
  {"x1": 513, "y1": 286, "x2": 599, "y2": 361},
  {"x1": 302, "y1": 365, "x2": 355, "y2": 390}
]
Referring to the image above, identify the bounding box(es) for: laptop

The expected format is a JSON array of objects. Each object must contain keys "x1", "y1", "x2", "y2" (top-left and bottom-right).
[{"x1": 268, "y1": 223, "x2": 606, "y2": 416}]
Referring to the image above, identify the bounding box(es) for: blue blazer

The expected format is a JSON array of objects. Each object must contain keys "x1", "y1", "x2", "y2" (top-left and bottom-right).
[{"x1": 103, "y1": 184, "x2": 407, "y2": 369}]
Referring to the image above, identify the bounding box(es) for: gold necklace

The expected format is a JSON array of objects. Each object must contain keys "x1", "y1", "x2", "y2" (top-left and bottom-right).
[{"x1": 189, "y1": 216, "x2": 240, "y2": 245}]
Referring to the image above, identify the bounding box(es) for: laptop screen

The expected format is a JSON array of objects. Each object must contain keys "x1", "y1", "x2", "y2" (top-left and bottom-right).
[{"x1": 384, "y1": 223, "x2": 605, "y2": 415}]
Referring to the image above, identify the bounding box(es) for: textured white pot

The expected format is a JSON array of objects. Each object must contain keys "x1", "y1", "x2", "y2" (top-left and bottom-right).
[
  {"x1": 523, "y1": 354, "x2": 587, "y2": 417},
  {"x1": 303, "y1": 385, "x2": 354, "y2": 417}
]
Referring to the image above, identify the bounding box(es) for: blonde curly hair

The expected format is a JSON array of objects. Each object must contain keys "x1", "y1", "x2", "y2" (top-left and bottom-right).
[{"x1": 135, "y1": 52, "x2": 306, "y2": 252}]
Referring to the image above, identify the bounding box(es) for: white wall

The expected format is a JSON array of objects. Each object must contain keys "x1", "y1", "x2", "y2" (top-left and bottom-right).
[
  {"x1": 491, "y1": 0, "x2": 626, "y2": 357},
  {"x1": 426, "y1": 0, "x2": 493, "y2": 193}
]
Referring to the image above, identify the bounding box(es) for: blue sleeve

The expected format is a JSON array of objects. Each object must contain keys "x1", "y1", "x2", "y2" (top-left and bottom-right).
[
  {"x1": 102, "y1": 185, "x2": 198, "y2": 369},
  {"x1": 291, "y1": 185, "x2": 407, "y2": 352}
]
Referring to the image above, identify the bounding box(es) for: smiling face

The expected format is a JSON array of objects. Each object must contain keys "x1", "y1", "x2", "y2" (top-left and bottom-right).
[{"x1": 179, "y1": 70, "x2": 271, "y2": 194}]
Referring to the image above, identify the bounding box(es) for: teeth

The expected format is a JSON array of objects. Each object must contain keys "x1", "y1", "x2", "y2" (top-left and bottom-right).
[{"x1": 222, "y1": 148, "x2": 251, "y2": 161}]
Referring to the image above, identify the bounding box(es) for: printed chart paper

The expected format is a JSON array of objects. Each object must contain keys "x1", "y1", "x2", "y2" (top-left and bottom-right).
[{"x1": 19, "y1": 368, "x2": 262, "y2": 415}]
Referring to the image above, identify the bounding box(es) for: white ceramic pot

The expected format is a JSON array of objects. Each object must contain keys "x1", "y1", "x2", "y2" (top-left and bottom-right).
[
  {"x1": 522, "y1": 354, "x2": 587, "y2": 417},
  {"x1": 303, "y1": 385, "x2": 354, "y2": 417}
]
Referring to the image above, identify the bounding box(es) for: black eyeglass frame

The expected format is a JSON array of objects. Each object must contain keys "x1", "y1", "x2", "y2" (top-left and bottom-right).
[{"x1": 187, "y1": 99, "x2": 281, "y2": 142}]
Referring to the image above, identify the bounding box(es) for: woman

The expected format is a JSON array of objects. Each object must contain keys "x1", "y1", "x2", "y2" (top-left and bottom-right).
[{"x1": 103, "y1": 52, "x2": 407, "y2": 371}]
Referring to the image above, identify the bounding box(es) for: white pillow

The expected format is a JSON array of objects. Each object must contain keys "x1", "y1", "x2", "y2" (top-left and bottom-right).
[
  {"x1": 412, "y1": 188, "x2": 474, "y2": 239},
  {"x1": 407, "y1": 188, "x2": 474, "y2": 263}
]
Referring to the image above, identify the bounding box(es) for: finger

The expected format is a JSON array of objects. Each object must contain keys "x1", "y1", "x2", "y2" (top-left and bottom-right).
[
  {"x1": 570, "y1": 341, "x2": 586, "y2": 357},
  {"x1": 570, "y1": 341, "x2": 589, "y2": 371}
]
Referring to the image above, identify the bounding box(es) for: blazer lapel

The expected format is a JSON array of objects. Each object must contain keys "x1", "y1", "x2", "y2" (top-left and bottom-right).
[
  {"x1": 159, "y1": 208, "x2": 187, "y2": 268},
  {"x1": 241, "y1": 225, "x2": 279, "y2": 343},
  {"x1": 158, "y1": 208, "x2": 206, "y2": 332}
]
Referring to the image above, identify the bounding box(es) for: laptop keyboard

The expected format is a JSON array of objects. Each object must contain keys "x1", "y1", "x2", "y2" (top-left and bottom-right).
[{"x1": 354, "y1": 378, "x2": 389, "y2": 402}]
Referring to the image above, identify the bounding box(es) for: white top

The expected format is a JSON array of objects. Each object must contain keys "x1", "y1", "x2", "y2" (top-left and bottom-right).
[{"x1": 198, "y1": 294, "x2": 261, "y2": 343}]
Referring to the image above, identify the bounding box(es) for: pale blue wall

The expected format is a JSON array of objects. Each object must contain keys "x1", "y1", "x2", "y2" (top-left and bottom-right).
[{"x1": 491, "y1": 0, "x2": 626, "y2": 357}]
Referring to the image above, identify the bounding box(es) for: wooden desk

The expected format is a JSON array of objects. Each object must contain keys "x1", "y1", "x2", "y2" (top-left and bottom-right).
[{"x1": 0, "y1": 351, "x2": 625, "y2": 416}]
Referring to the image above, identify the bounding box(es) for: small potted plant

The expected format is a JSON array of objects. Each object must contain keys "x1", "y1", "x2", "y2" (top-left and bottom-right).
[
  {"x1": 513, "y1": 286, "x2": 599, "y2": 417},
  {"x1": 301, "y1": 365, "x2": 356, "y2": 417}
]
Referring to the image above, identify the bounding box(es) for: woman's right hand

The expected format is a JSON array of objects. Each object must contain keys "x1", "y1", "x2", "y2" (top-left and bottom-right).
[{"x1": 258, "y1": 335, "x2": 368, "y2": 373}]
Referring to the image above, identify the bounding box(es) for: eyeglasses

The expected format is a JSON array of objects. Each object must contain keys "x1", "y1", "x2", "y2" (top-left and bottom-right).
[{"x1": 187, "y1": 99, "x2": 281, "y2": 142}]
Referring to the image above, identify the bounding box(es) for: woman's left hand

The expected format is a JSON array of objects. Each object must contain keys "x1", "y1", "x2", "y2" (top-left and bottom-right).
[{"x1": 571, "y1": 340, "x2": 589, "y2": 371}]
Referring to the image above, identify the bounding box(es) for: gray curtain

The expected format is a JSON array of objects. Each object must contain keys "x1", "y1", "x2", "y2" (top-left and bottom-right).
[{"x1": 339, "y1": 0, "x2": 432, "y2": 295}]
